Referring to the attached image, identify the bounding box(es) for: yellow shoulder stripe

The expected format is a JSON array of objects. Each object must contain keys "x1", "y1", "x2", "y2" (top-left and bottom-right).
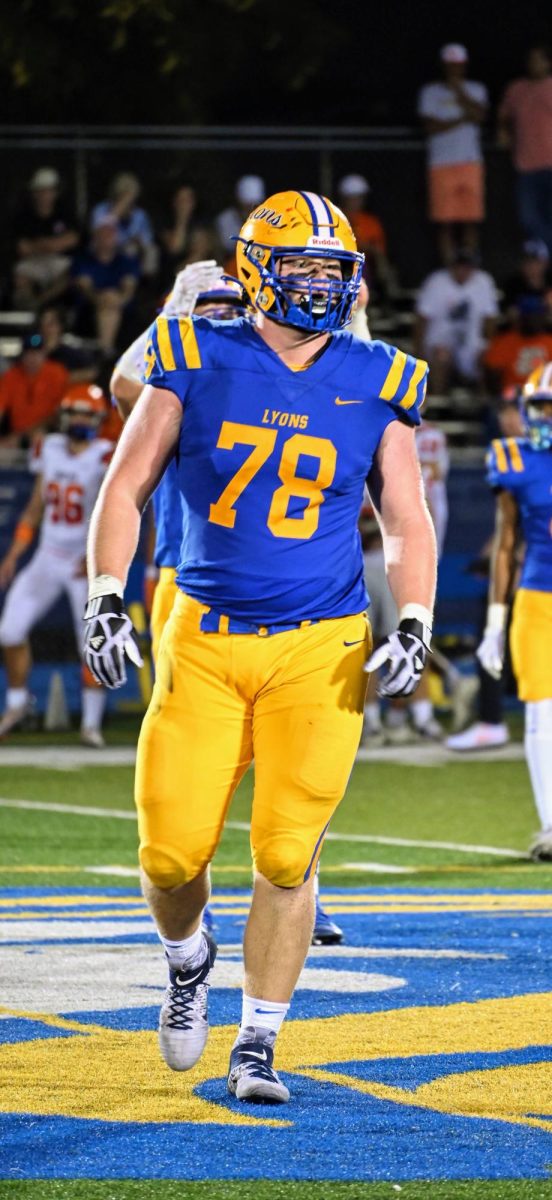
[
  {"x1": 178, "y1": 318, "x2": 202, "y2": 369},
  {"x1": 400, "y1": 358, "x2": 428, "y2": 411},
  {"x1": 491, "y1": 439, "x2": 508, "y2": 473},
  {"x1": 379, "y1": 349, "x2": 408, "y2": 402},
  {"x1": 156, "y1": 317, "x2": 176, "y2": 372},
  {"x1": 505, "y1": 437, "x2": 524, "y2": 473}
]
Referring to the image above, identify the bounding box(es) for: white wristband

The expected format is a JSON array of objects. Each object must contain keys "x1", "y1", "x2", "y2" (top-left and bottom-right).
[
  {"x1": 399, "y1": 603, "x2": 433, "y2": 630},
  {"x1": 88, "y1": 574, "x2": 124, "y2": 601},
  {"x1": 485, "y1": 602, "x2": 507, "y2": 634}
]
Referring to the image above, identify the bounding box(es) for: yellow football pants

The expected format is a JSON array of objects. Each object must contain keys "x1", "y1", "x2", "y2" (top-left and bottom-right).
[
  {"x1": 510, "y1": 587, "x2": 552, "y2": 702},
  {"x1": 135, "y1": 591, "x2": 371, "y2": 890},
  {"x1": 150, "y1": 567, "x2": 178, "y2": 662}
]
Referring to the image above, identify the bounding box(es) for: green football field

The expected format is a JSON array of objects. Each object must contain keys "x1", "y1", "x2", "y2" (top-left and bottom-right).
[{"x1": 1, "y1": 721, "x2": 551, "y2": 1197}]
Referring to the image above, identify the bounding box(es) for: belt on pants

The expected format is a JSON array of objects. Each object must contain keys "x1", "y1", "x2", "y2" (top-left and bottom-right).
[{"x1": 199, "y1": 608, "x2": 320, "y2": 637}]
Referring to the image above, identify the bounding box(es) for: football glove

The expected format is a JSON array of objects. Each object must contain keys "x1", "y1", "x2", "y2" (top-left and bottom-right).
[
  {"x1": 476, "y1": 628, "x2": 505, "y2": 680},
  {"x1": 83, "y1": 593, "x2": 143, "y2": 689},
  {"x1": 163, "y1": 260, "x2": 224, "y2": 318},
  {"x1": 365, "y1": 617, "x2": 431, "y2": 698}
]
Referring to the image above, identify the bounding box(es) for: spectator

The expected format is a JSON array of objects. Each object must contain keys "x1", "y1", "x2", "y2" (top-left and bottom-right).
[
  {"x1": 0, "y1": 331, "x2": 68, "y2": 446},
  {"x1": 502, "y1": 240, "x2": 552, "y2": 323},
  {"x1": 417, "y1": 44, "x2": 488, "y2": 264},
  {"x1": 38, "y1": 306, "x2": 98, "y2": 382},
  {"x1": 159, "y1": 185, "x2": 198, "y2": 281},
  {"x1": 337, "y1": 174, "x2": 396, "y2": 303},
  {"x1": 498, "y1": 45, "x2": 552, "y2": 255},
  {"x1": 414, "y1": 250, "x2": 498, "y2": 394},
  {"x1": 70, "y1": 218, "x2": 140, "y2": 357},
  {"x1": 91, "y1": 172, "x2": 157, "y2": 276},
  {"x1": 12, "y1": 168, "x2": 80, "y2": 310},
  {"x1": 483, "y1": 297, "x2": 552, "y2": 393},
  {"x1": 215, "y1": 175, "x2": 266, "y2": 263}
]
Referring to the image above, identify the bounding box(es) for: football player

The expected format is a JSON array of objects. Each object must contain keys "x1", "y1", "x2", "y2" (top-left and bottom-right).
[
  {"x1": 84, "y1": 190, "x2": 436, "y2": 1103},
  {"x1": 112, "y1": 263, "x2": 344, "y2": 946},
  {"x1": 477, "y1": 362, "x2": 552, "y2": 861},
  {"x1": 0, "y1": 385, "x2": 112, "y2": 746}
]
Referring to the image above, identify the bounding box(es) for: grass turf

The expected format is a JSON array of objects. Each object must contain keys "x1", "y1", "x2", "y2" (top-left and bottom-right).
[
  {"x1": 1, "y1": 1181, "x2": 552, "y2": 1198},
  {"x1": 0, "y1": 751, "x2": 550, "y2": 891}
]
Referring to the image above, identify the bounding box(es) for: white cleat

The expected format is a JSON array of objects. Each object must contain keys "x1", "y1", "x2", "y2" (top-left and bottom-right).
[
  {"x1": 446, "y1": 722, "x2": 509, "y2": 752},
  {"x1": 158, "y1": 933, "x2": 217, "y2": 1071},
  {"x1": 413, "y1": 716, "x2": 444, "y2": 741},
  {"x1": 529, "y1": 829, "x2": 552, "y2": 863},
  {"x1": 0, "y1": 698, "x2": 36, "y2": 739},
  {"x1": 80, "y1": 728, "x2": 105, "y2": 749},
  {"x1": 228, "y1": 1029, "x2": 290, "y2": 1104}
]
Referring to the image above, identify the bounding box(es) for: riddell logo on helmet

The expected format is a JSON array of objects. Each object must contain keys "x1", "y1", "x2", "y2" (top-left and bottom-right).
[{"x1": 307, "y1": 235, "x2": 344, "y2": 249}]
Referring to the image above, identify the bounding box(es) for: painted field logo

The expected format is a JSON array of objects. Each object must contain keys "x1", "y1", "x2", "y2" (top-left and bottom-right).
[{"x1": 0, "y1": 887, "x2": 551, "y2": 1181}]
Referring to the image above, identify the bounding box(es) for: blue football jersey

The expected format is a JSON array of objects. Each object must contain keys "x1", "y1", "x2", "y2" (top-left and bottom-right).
[
  {"x1": 487, "y1": 437, "x2": 552, "y2": 592},
  {"x1": 142, "y1": 315, "x2": 428, "y2": 623},
  {"x1": 152, "y1": 459, "x2": 184, "y2": 568}
]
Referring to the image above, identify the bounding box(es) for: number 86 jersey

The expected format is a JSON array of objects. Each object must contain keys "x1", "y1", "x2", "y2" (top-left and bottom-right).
[
  {"x1": 31, "y1": 433, "x2": 114, "y2": 560},
  {"x1": 143, "y1": 315, "x2": 428, "y2": 624}
]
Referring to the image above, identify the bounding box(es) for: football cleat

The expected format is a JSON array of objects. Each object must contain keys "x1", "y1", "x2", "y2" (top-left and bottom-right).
[
  {"x1": 158, "y1": 932, "x2": 217, "y2": 1071},
  {"x1": 80, "y1": 727, "x2": 105, "y2": 749},
  {"x1": 312, "y1": 898, "x2": 343, "y2": 945},
  {"x1": 446, "y1": 722, "x2": 509, "y2": 752},
  {"x1": 227, "y1": 1028, "x2": 290, "y2": 1104},
  {"x1": 529, "y1": 829, "x2": 552, "y2": 863},
  {"x1": 0, "y1": 696, "x2": 36, "y2": 739}
]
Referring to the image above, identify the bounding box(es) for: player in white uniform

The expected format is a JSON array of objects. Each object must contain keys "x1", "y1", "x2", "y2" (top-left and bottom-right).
[{"x1": 0, "y1": 385, "x2": 113, "y2": 745}]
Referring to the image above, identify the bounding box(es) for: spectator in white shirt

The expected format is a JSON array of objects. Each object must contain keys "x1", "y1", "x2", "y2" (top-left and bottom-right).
[
  {"x1": 418, "y1": 44, "x2": 488, "y2": 264},
  {"x1": 414, "y1": 250, "x2": 498, "y2": 395}
]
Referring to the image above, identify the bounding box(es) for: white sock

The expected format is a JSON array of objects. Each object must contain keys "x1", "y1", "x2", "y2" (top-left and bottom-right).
[
  {"x1": 238, "y1": 994, "x2": 289, "y2": 1040},
  {"x1": 364, "y1": 702, "x2": 382, "y2": 731},
  {"x1": 410, "y1": 698, "x2": 432, "y2": 727},
  {"x1": 525, "y1": 700, "x2": 552, "y2": 831},
  {"x1": 7, "y1": 687, "x2": 28, "y2": 709},
  {"x1": 159, "y1": 927, "x2": 206, "y2": 971},
  {"x1": 81, "y1": 687, "x2": 106, "y2": 731}
]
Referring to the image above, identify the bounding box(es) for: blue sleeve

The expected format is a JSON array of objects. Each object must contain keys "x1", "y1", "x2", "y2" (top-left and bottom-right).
[
  {"x1": 375, "y1": 343, "x2": 428, "y2": 428},
  {"x1": 142, "y1": 315, "x2": 202, "y2": 403}
]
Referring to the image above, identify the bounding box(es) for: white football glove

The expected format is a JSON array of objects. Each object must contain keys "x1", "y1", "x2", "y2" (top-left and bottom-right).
[
  {"x1": 476, "y1": 628, "x2": 505, "y2": 680},
  {"x1": 365, "y1": 618, "x2": 431, "y2": 698},
  {"x1": 84, "y1": 593, "x2": 143, "y2": 689},
  {"x1": 475, "y1": 603, "x2": 507, "y2": 680},
  {"x1": 163, "y1": 260, "x2": 224, "y2": 318}
]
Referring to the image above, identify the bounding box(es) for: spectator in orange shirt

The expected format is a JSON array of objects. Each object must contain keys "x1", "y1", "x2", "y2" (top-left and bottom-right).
[
  {"x1": 483, "y1": 298, "x2": 552, "y2": 393},
  {"x1": 498, "y1": 45, "x2": 552, "y2": 255},
  {"x1": 0, "y1": 332, "x2": 69, "y2": 447},
  {"x1": 337, "y1": 174, "x2": 396, "y2": 303}
]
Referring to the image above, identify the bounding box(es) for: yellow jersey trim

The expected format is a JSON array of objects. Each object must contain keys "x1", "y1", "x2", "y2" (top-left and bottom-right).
[
  {"x1": 400, "y1": 359, "x2": 427, "y2": 411},
  {"x1": 178, "y1": 318, "x2": 202, "y2": 370},
  {"x1": 156, "y1": 317, "x2": 176, "y2": 372},
  {"x1": 491, "y1": 439, "x2": 509, "y2": 474},
  {"x1": 379, "y1": 349, "x2": 408, "y2": 402},
  {"x1": 506, "y1": 437, "x2": 524, "y2": 473}
]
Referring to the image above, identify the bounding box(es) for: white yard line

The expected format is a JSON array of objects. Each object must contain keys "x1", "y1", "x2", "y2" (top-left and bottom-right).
[
  {"x1": 0, "y1": 743, "x2": 524, "y2": 768},
  {"x1": 0, "y1": 796, "x2": 526, "y2": 859}
]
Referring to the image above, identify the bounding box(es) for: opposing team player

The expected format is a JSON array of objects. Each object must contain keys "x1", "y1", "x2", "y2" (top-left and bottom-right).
[
  {"x1": 478, "y1": 363, "x2": 552, "y2": 861},
  {"x1": 0, "y1": 384, "x2": 111, "y2": 745},
  {"x1": 84, "y1": 190, "x2": 436, "y2": 1103}
]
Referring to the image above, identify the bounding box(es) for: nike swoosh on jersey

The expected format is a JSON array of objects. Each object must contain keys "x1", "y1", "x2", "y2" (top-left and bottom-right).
[
  {"x1": 343, "y1": 639, "x2": 365, "y2": 646},
  {"x1": 335, "y1": 397, "x2": 363, "y2": 405}
]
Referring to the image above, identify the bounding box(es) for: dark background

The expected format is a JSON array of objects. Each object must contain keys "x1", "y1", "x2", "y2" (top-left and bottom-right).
[{"x1": 0, "y1": 0, "x2": 549, "y2": 126}]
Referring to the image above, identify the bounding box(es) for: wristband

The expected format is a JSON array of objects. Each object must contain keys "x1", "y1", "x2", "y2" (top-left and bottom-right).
[
  {"x1": 14, "y1": 519, "x2": 35, "y2": 547},
  {"x1": 485, "y1": 602, "x2": 507, "y2": 634},
  {"x1": 88, "y1": 574, "x2": 124, "y2": 602}
]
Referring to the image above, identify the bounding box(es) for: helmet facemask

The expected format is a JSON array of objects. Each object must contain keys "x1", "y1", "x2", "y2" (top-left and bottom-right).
[
  {"x1": 239, "y1": 241, "x2": 363, "y2": 333},
  {"x1": 521, "y1": 397, "x2": 552, "y2": 450}
]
